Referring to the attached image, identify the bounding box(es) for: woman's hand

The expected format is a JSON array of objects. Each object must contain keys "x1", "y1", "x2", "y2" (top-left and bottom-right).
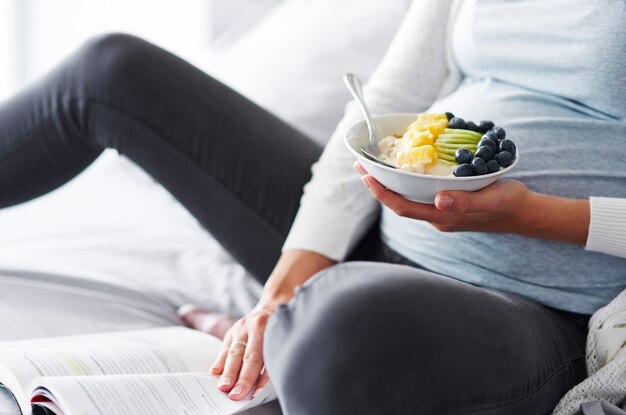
[
  {"x1": 209, "y1": 302, "x2": 278, "y2": 401},
  {"x1": 355, "y1": 162, "x2": 590, "y2": 244},
  {"x1": 208, "y1": 249, "x2": 336, "y2": 401}
]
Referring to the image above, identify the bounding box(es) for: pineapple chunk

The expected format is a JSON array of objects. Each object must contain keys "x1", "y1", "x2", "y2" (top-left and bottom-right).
[
  {"x1": 396, "y1": 145, "x2": 436, "y2": 171},
  {"x1": 405, "y1": 113, "x2": 448, "y2": 139},
  {"x1": 382, "y1": 113, "x2": 449, "y2": 172},
  {"x1": 416, "y1": 112, "x2": 448, "y2": 124},
  {"x1": 407, "y1": 113, "x2": 448, "y2": 128},
  {"x1": 401, "y1": 129, "x2": 434, "y2": 148},
  {"x1": 424, "y1": 119, "x2": 448, "y2": 136}
]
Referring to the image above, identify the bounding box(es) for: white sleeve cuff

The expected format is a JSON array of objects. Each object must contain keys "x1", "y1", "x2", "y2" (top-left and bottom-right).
[
  {"x1": 585, "y1": 197, "x2": 626, "y2": 259},
  {"x1": 282, "y1": 199, "x2": 379, "y2": 262}
]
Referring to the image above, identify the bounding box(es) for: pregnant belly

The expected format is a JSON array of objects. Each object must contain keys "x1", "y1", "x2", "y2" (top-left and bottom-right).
[
  {"x1": 427, "y1": 78, "x2": 626, "y2": 199},
  {"x1": 380, "y1": 77, "x2": 626, "y2": 314}
]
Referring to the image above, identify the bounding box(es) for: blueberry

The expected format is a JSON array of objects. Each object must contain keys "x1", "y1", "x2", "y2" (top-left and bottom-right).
[
  {"x1": 477, "y1": 138, "x2": 497, "y2": 153},
  {"x1": 445, "y1": 112, "x2": 455, "y2": 121},
  {"x1": 490, "y1": 126, "x2": 506, "y2": 140},
  {"x1": 455, "y1": 148, "x2": 473, "y2": 165},
  {"x1": 465, "y1": 121, "x2": 479, "y2": 132},
  {"x1": 453, "y1": 163, "x2": 476, "y2": 177},
  {"x1": 486, "y1": 159, "x2": 500, "y2": 174},
  {"x1": 481, "y1": 132, "x2": 498, "y2": 143},
  {"x1": 477, "y1": 120, "x2": 495, "y2": 134},
  {"x1": 472, "y1": 157, "x2": 488, "y2": 175},
  {"x1": 448, "y1": 117, "x2": 467, "y2": 129},
  {"x1": 495, "y1": 151, "x2": 514, "y2": 167},
  {"x1": 499, "y1": 139, "x2": 516, "y2": 157},
  {"x1": 474, "y1": 146, "x2": 493, "y2": 161}
]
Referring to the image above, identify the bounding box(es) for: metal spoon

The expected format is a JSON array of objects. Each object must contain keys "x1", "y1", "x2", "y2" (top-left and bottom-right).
[{"x1": 343, "y1": 73, "x2": 396, "y2": 169}]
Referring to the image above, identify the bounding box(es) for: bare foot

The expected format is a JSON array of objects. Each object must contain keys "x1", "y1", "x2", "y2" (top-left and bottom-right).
[{"x1": 177, "y1": 305, "x2": 236, "y2": 340}]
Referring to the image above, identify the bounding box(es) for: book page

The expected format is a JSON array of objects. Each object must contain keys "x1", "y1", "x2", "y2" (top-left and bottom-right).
[
  {"x1": 0, "y1": 327, "x2": 220, "y2": 413},
  {"x1": 31, "y1": 373, "x2": 276, "y2": 415}
]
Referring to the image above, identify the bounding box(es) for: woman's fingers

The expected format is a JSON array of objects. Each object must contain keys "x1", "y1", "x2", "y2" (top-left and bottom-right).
[
  {"x1": 354, "y1": 161, "x2": 368, "y2": 175},
  {"x1": 356, "y1": 162, "x2": 533, "y2": 233},
  {"x1": 210, "y1": 330, "x2": 232, "y2": 375},
  {"x1": 251, "y1": 369, "x2": 271, "y2": 399},
  {"x1": 227, "y1": 329, "x2": 265, "y2": 400},
  {"x1": 438, "y1": 179, "x2": 528, "y2": 214},
  {"x1": 210, "y1": 308, "x2": 277, "y2": 400},
  {"x1": 218, "y1": 332, "x2": 248, "y2": 392}
]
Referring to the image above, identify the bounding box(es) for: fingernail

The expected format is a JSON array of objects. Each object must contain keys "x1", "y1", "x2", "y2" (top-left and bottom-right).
[
  {"x1": 361, "y1": 176, "x2": 371, "y2": 189},
  {"x1": 220, "y1": 376, "x2": 233, "y2": 387},
  {"x1": 252, "y1": 388, "x2": 263, "y2": 399},
  {"x1": 437, "y1": 195, "x2": 454, "y2": 209},
  {"x1": 230, "y1": 385, "x2": 243, "y2": 395}
]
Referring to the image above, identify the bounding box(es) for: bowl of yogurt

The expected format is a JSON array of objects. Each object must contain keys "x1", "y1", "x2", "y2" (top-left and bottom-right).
[{"x1": 344, "y1": 113, "x2": 518, "y2": 203}]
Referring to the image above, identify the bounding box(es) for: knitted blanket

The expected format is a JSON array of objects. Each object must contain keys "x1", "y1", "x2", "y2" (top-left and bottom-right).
[{"x1": 553, "y1": 289, "x2": 626, "y2": 414}]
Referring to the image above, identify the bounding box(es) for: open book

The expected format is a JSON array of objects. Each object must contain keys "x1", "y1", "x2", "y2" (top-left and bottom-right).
[{"x1": 0, "y1": 327, "x2": 276, "y2": 415}]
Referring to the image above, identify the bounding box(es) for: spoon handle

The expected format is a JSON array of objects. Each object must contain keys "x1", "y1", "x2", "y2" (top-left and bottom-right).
[{"x1": 343, "y1": 73, "x2": 381, "y2": 144}]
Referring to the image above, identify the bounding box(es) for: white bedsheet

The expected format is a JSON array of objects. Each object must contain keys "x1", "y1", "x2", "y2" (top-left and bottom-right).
[
  {"x1": 0, "y1": 151, "x2": 280, "y2": 413},
  {"x1": 0, "y1": 267, "x2": 281, "y2": 414},
  {"x1": 0, "y1": 151, "x2": 262, "y2": 321}
]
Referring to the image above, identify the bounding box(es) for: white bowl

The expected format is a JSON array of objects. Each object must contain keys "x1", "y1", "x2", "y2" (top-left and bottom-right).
[{"x1": 345, "y1": 113, "x2": 519, "y2": 204}]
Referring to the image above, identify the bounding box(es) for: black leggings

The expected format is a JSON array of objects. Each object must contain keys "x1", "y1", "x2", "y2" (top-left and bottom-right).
[
  {"x1": 0, "y1": 34, "x2": 588, "y2": 415},
  {"x1": 0, "y1": 33, "x2": 322, "y2": 282}
]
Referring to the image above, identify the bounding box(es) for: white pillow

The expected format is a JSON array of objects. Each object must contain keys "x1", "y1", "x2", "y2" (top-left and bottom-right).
[{"x1": 205, "y1": 0, "x2": 412, "y2": 144}]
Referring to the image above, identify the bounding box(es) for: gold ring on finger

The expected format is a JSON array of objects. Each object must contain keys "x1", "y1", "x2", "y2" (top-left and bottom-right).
[
  {"x1": 232, "y1": 340, "x2": 247, "y2": 348},
  {"x1": 229, "y1": 340, "x2": 247, "y2": 355}
]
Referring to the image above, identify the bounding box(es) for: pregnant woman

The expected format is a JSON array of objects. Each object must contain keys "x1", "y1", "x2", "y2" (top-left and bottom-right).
[{"x1": 1, "y1": 0, "x2": 625, "y2": 413}]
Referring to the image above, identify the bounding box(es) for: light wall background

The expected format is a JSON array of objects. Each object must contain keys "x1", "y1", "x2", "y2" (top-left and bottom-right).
[{"x1": 0, "y1": 0, "x2": 280, "y2": 101}]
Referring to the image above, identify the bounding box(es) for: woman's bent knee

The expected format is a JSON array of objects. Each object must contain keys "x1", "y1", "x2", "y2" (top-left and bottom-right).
[
  {"x1": 264, "y1": 262, "x2": 584, "y2": 414},
  {"x1": 264, "y1": 262, "x2": 457, "y2": 414},
  {"x1": 66, "y1": 33, "x2": 163, "y2": 96}
]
